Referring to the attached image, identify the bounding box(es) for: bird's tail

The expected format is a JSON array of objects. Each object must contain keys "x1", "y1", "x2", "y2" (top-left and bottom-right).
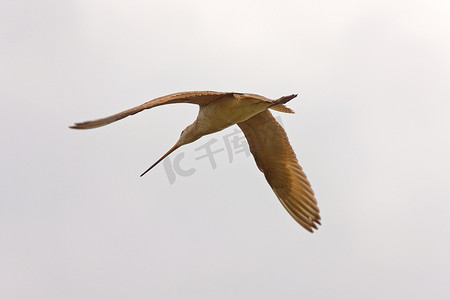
[{"x1": 269, "y1": 94, "x2": 297, "y2": 114}]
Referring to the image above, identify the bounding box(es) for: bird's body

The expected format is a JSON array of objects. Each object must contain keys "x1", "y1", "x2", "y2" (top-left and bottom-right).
[
  {"x1": 71, "y1": 91, "x2": 321, "y2": 232},
  {"x1": 187, "y1": 93, "x2": 281, "y2": 136},
  {"x1": 198, "y1": 95, "x2": 265, "y2": 132}
]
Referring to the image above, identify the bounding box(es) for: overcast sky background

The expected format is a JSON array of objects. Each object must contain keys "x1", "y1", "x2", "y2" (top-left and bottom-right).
[{"x1": 1, "y1": 0, "x2": 450, "y2": 299}]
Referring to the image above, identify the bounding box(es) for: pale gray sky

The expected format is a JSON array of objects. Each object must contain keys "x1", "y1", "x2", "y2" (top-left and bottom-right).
[{"x1": 1, "y1": 0, "x2": 450, "y2": 299}]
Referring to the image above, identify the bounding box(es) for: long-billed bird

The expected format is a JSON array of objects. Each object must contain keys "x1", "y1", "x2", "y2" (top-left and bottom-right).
[{"x1": 70, "y1": 91, "x2": 320, "y2": 232}]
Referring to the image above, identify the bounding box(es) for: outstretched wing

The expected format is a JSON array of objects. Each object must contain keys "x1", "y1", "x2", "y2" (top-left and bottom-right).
[
  {"x1": 70, "y1": 91, "x2": 232, "y2": 129},
  {"x1": 237, "y1": 110, "x2": 320, "y2": 232}
]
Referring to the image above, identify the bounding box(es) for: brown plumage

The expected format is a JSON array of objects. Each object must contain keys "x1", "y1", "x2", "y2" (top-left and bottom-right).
[{"x1": 70, "y1": 91, "x2": 320, "y2": 232}]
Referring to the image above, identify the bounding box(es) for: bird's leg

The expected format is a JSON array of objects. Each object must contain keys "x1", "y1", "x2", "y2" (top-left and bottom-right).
[{"x1": 272, "y1": 94, "x2": 298, "y2": 106}]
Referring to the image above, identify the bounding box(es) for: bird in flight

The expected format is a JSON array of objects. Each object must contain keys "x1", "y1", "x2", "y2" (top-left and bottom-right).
[{"x1": 70, "y1": 91, "x2": 320, "y2": 232}]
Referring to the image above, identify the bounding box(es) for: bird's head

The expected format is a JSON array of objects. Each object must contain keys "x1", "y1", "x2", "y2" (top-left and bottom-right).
[
  {"x1": 140, "y1": 122, "x2": 202, "y2": 177},
  {"x1": 176, "y1": 123, "x2": 202, "y2": 147}
]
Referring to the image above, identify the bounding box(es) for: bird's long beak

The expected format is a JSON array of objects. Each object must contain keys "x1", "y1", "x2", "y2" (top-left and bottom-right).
[{"x1": 140, "y1": 143, "x2": 180, "y2": 177}]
